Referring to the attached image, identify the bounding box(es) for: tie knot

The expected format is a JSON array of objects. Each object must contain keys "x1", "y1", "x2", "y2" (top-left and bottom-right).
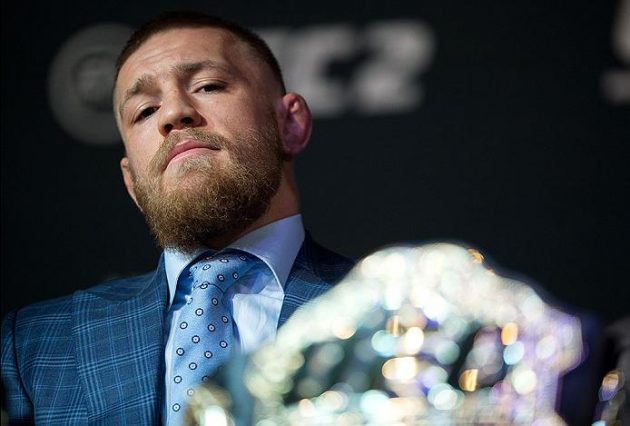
[{"x1": 187, "y1": 250, "x2": 256, "y2": 293}]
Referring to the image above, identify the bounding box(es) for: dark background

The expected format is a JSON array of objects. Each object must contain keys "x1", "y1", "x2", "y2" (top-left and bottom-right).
[{"x1": 1, "y1": 1, "x2": 628, "y2": 326}]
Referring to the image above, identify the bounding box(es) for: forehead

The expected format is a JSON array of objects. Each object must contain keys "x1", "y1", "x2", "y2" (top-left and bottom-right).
[{"x1": 115, "y1": 27, "x2": 257, "y2": 93}]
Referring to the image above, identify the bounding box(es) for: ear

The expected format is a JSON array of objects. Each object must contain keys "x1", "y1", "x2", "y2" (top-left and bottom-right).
[
  {"x1": 120, "y1": 157, "x2": 141, "y2": 210},
  {"x1": 277, "y1": 92, "x2": 312, "y2": 156}
]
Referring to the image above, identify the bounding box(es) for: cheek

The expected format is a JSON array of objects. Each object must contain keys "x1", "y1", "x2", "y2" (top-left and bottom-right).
[
  {"x1": 224, "y1": 102, "x2": 273, "y2": 134},
  {"x1": 125, "y1": 132, "x2": 157, "y2": 173}
]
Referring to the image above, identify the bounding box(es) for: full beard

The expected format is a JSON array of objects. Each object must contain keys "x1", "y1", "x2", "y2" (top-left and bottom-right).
[{"x1": 131, "y1": 123, "x2": 285, "y2": 254}]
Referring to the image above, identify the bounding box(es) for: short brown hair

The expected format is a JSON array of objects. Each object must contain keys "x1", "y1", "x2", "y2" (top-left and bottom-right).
[{"x1": 115, "y1": 11, "x2": 286, "y2": 93}]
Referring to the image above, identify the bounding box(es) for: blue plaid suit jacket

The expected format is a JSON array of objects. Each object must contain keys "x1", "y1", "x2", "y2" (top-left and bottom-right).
[{"x1": 1, "y1": 236, "x2": 353, "y2": 424}]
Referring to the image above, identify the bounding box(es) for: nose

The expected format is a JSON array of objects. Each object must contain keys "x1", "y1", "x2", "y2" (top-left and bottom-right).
[{"x1": 158, "y1": 90, "x2": 203, "y2": 137}]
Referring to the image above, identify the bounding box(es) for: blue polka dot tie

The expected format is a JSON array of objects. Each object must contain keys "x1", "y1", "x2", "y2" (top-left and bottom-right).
[{"x1": 169, "y1": 250, "x2": 256, "y2": 422}]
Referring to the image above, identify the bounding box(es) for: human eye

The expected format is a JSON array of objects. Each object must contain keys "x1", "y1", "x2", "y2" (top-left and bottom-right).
[
  {"x1": 196, "y1": 82, "x2": 225, "y2": 93},
  {"x1": 134, "y1": 106, "x2": 158, "y2": 122}
]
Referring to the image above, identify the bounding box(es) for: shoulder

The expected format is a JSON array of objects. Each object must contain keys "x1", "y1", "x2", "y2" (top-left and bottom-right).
[
  {"x1": 295, "y1": 234, "x2": 355, "y2": 283},
  {"x1": 1, "y1": 294, "x2": 78, "y2": 383},
  {"x1": 278, "y1": 234, "x2": 354, "y2": 326},
  {"x1": 77, "y1": 269, "x2": 159, "y2": 301},
  {"x1": 3, "y1": 294, "x2": 74, "y2": 338},
  {"x1": 2, "y1": 268, "x2": 159, "y2": 335}
]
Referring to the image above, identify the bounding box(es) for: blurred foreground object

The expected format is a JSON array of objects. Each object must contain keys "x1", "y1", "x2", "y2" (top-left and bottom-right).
[
  {"x1": 592, "y1": 316, "x2": 630, "y2": 425},
  {"x1": 190, "y1": 243, "x2": 589, "y2": 425}
]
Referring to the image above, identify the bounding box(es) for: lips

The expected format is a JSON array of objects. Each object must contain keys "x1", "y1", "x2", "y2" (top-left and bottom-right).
[{"x1": 164, "y1": 139, "x2": 220, "y2": 168}]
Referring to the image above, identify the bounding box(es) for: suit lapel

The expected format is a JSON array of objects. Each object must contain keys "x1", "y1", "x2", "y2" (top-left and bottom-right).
[
  {"x1": 73, "y1": 257, "x2": 168, "y2": 422},
  {"x1": 278, "y1": 235, "x2": 354, "y2": 328}
]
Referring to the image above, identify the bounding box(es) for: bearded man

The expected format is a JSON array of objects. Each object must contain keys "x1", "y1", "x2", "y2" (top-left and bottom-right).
[{"x1": 1, "y1": 12, "x2": 353, "y2": 424}]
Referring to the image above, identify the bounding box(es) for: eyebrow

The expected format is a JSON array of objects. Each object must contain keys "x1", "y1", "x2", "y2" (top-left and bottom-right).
[{"x1": 117, "y1": 60, "x2": 233, "y2": 119}]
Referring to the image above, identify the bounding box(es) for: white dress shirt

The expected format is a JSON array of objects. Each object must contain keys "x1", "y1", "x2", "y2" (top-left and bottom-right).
[{"x1": 162, "y1": 215, "x2": 304, "y2": 424}]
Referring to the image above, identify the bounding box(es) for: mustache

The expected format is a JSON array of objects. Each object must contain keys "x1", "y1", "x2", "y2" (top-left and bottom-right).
[{"x1": 149, "y1": 129, "x2": 231, "y2": 174}]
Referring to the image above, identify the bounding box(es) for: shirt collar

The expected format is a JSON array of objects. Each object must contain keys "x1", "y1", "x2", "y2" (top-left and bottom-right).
[{"x1": 164, "y1": 214, "x2": 305, "y2": 307}]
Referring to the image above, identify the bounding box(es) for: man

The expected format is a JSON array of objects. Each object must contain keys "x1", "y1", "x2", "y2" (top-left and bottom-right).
[{"x1": 1, "y1": 12, "x2": 353, "y2": 424}]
